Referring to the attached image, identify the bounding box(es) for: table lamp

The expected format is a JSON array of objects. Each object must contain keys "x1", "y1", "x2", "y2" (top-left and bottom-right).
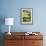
[{"x1": 5, "y1": 18, "x2": 14, "y2": 35}]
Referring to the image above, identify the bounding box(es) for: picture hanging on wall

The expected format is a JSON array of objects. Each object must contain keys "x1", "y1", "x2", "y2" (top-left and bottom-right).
[{"x1": 20, "y1": 8, "x2": 33, "y2": 24}]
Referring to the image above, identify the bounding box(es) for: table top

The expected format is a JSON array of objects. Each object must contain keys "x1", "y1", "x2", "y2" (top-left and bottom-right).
[{"x1": 4, "y1": 32, "x2": 43, "y2": 40}]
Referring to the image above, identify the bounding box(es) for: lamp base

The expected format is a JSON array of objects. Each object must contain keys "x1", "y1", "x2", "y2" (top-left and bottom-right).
[{"x1": 8, "y1": 32, "x2": 11, "y2": 35}]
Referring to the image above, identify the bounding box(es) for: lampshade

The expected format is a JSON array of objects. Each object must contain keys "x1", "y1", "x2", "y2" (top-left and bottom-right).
[{"x1": 5, "y1": 18, "x2": 14, "y2": 25}]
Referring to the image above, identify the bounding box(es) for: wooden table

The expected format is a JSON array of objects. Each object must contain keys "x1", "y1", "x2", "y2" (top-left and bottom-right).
[{"x1": 4, "y1": 32, "x2": 43, "y2": 46}]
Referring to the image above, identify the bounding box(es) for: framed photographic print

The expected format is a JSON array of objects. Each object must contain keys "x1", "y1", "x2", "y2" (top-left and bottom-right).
[{"x1": 20, "y1": 8, "x2": 33, "y2": 24}]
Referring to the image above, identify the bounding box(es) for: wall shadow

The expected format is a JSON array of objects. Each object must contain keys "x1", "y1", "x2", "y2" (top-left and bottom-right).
[{"x1": 0, "y1": 16, "x2": 5, "y2": 46}]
